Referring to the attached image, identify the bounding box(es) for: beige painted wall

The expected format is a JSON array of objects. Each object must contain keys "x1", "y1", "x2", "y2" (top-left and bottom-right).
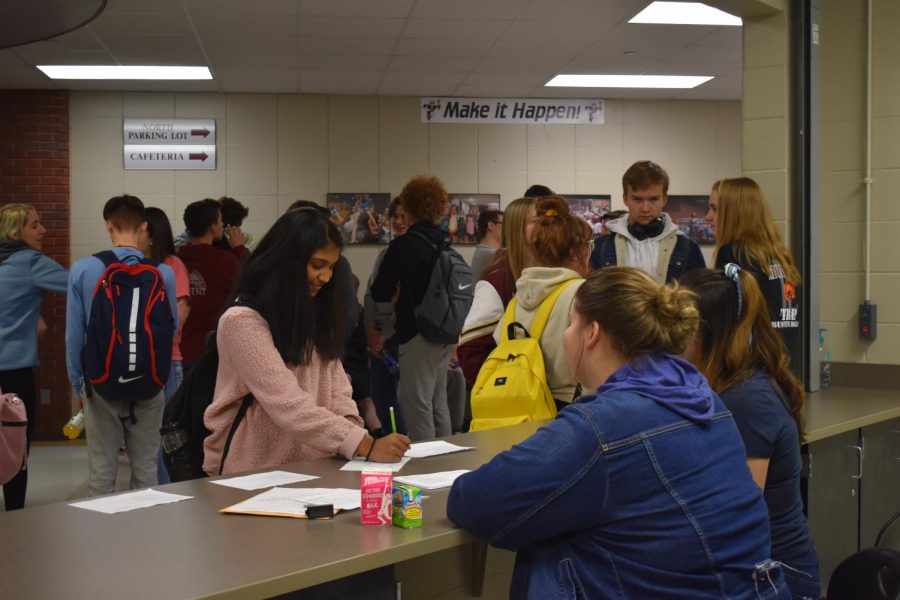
[
  {"x1": 69, "y1": 92, "x2": 740, "y2": 295},
  {"x1": 818, "y1": 0, "x2": 900, "y2": 364}
]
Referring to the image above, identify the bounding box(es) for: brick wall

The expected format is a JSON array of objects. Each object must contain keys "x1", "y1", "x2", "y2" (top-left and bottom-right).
[{"x1": 0, "y1": 90, "x2": 70, "y2": 440}]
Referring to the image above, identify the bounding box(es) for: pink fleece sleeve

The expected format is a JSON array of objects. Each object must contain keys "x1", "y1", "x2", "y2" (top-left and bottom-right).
[
  {"x1": 327, "y1": 360, "x2": 367, "y2": 458},
  {"x1": 217, "y1": 307, "x2": 366, "y2": 459}
]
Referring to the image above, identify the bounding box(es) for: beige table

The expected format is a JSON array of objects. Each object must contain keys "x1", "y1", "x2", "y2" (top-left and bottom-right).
[{"x1": 0, "y1": 421, "x2": 541, "y2": 600}]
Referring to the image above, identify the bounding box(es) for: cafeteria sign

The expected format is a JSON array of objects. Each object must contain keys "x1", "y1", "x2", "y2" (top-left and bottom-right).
[
  {"x1": 421, "y1": 97, "x2": 604, "y2": 125},
  {"x1": 123, "y1": 118, "x2": 216, "y2": 170}
]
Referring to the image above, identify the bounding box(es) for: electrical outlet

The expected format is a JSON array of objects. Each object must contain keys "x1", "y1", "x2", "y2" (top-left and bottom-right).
[
  {"x1": 859, "y1": 302, "x2": 877, "y2": 340},
  {"x1": 40, "y1": 388, "x2": 50, "y2": 405}
]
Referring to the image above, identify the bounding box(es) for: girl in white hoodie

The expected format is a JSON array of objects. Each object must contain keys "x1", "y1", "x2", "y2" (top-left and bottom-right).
[{"x1": 493, "y1": 196, "x2": 592, "y2": 407}]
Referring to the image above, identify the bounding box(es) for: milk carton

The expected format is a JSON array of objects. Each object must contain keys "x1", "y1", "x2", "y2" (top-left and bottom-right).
[{"x1": 360, "y1": 471, "x2": 392, "y2": 526}]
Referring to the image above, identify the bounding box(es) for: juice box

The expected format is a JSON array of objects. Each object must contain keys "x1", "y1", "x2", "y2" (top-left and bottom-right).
[
  {"x1": 392, "y1": 483, "x2": 423, "y2": 529},
  {"x1": 360, "y1": 471, "x2": 392, "y2": 526}
]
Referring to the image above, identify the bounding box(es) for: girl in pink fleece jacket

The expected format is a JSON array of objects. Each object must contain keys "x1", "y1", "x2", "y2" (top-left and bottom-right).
[{"x1": 203, "y1": 207, "x2": 410, "y2": 475}]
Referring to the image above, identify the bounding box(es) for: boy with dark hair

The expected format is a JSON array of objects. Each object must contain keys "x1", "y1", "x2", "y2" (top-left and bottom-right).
[
  {"x1": 176, "y1": 199, "x2": 241, "y2": 368},
  {"x1": 66, "y1": 194, "x2": 178, "y2": 496},
  {"x1": 590, "y1": 160, "x2": 705, "y2": 283},
  {"x1": 213, "y1": 196, "x2": 250, "y2": 259},
  {"x1": 471, "y1": 209, "x2": 503, "y2": 278}
]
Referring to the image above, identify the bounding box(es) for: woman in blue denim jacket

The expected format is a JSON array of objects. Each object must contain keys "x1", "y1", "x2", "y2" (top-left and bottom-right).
[{"x1": 448, "y1": 266, "x2": 788, "y2": 599}]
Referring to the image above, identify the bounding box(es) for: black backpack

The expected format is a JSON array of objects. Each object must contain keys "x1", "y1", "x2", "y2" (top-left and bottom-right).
[
  {"x1": 160, "y1": 295, "x2": 256, "y2": 482},
  {"x1": 410, "y1": 231, "x2": 474, "y2": 344}
]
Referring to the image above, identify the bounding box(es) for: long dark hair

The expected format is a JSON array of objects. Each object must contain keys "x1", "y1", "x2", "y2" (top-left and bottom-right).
[
  {"x1": 144, "y1": 207, "x2": 176, "y2": 263},
  {"x1": 233, "y1": 208, "x2": 348, "y2": 365},
  {"x1": 679, "y1": 268, "x2": 805, "y2": 440}
]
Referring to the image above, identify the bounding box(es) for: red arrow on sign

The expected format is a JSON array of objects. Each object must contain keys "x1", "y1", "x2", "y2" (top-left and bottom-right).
[
  {"x1": 190, "y1": 128, "x2": 210, "y2": 138},
  {"x1": 189, "y1": 152, "x2": 209, "y2": 162}
]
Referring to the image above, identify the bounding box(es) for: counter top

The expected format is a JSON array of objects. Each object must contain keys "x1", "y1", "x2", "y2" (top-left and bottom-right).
[{"x1": 804, "y1": 386, "x2": 900, "y2": 443}]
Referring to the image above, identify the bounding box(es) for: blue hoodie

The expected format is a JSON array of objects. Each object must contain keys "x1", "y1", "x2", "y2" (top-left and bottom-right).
[{"x1": 592, "y1": 353, "x2": 715, "y2": 423}]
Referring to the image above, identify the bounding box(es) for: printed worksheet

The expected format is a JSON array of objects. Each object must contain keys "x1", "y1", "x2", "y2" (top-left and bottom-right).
[
  {"x1": 210, "y1": 470, "x2": 319, "y2": 490},
  {"x1": 221, "y1": 487, "x2": 360, "y2": 518},
  {"x1": 69, "y1": 489, "x2": 193, "y2": 514},
  {"x1": 405, "y1": 441, "x2": 474, "y2": 459},
  {"x1": 340, "y1": 457, "x2": 411, "y2": 472},
  {"x1": 394, "y1": 470, "x2": 471, "y2": 490}
]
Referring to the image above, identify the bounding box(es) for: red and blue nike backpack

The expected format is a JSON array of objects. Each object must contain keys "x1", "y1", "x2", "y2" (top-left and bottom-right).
[{"x1": 82, "y1": 250, "x2": 174, "y2": 402}]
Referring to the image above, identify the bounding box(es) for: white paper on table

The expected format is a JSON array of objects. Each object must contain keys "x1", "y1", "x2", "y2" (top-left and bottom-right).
[
  {"x1": 340, "y1": 456, "x2": 411, "y2": 472},
  {"x1": 394, "y1": 470, "x2": 470, "y2": 490},
  {"x1": 404, "y1": 441, "x2": 473, "y2": 459},
  {"x1": 209, "y1": 470, "x2": 319, "y2": 490},
  {"x1": 223, "y1": 487, "x2": 361, "y2": 517},
  {"x1": 69, "y1": 489, "x2": 193, "y2": 514}
]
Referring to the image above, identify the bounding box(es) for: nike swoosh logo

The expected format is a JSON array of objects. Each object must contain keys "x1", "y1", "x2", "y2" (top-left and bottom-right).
[
  {"x1": 458, "y1": 283, "x2": 472, "y2": 290},
  {"x1": 118, "y1": 375, "x2": 144, "y2": 384}
]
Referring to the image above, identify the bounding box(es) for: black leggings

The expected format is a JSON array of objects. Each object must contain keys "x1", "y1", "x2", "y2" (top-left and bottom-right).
[{"x1": 1, "y1": 368, "x2": 35, "y2": 511}]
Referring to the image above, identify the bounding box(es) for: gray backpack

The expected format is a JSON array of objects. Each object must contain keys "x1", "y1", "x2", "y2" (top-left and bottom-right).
[{"x1": 412, "y1": 231, "x2": 475, "y2": 344}]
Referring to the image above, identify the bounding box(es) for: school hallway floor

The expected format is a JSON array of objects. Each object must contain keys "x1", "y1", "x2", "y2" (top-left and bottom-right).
[{"x1": 3, "y1": 443, "x2": 135, "y2": 509}]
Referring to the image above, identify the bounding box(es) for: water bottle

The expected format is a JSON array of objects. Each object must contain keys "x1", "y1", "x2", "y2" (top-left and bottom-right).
[
  {"x1": 818, "y1": 327, "x2": 831, "y2": 389},
  {"x1": 62, "y1": 409, "x2": 84, "y2": 440},
  {"x1": 379, "y1": 349, "x2": 399, "y2": 376}
]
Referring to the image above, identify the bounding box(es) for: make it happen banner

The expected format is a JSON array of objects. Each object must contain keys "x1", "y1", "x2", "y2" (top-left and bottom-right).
[{"x1": 421, "y1": 97, "x2": 605, "y2": 125}]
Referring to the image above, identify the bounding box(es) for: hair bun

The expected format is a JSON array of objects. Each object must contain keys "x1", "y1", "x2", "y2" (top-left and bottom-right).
[{"x1": 543, "y1": 208, "x2": 558, "y2": 217}]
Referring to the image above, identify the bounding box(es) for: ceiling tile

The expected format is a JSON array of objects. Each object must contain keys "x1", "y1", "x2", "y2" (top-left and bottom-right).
[
  {"x1": 207, "y1": 52, "x2": 298, "y2": 69},
  {"x1": 113, "y1": 50, "x2": 208, "y2": 66},
  {"x1": 404, "y1": 19, "x2": 510, "y2": 41},
  {"x1": 644, "y1": 60, "x2": 741, "y2": 77},
  {"x1": 201, "y1": 34, "x2": 298, "y2": 54},
  {"x1": 215, "y1": 66, "x2": 298, "y2": 82},
  {"x1": 382, "y1": 70, "x2": 467, "y2": 85},
  {"x1": 464, "y1": 71, "x2": 547, "y2": 85},
  {"x1": 599, "y1": 22, "x2": 717, "y2": 46},
  {"x1": 474, "y1": 56, "x2": 567, "y2": 74},
  {"x1": 486, "y1": 39, "x2": 593, "y2": 60},
  {"x1": 452, "y1": 83, "x2": 541, "y2": 97},
  {"x1": 103, "y1": 0, "x2": 185, "y2": 14},
  {"x1": 216, "y1": 80, "x2": 299, "y2": 93},
  {"x1": 389, "y1": 56, "x2": 480, "y2": 72},
  {"x1": 12, "y1": 48, "x2": 113, "y2": 65},
  {"x1": 299, "y1": 17, "x2": 406, "y2": 38},
  {"x1": 299, "y1": 54, "x2": 390, "y2": 70},
  {"x1": 516, "y1": 0, "x2": 646, "y2": 23},
  {"x1": 190, "y1": 14, "x2": 298, "y2": 36},
  {"x1": 501, "y1": 20, "x2": 616, "y2": 42},
  {"x1": 395, "y1": 38, "x2": 493, "y2": 58},
  {"x1": 299, "y1": 69, "x2": 384, "y2": 84},
  {"x1": 97, "y1": 34, "x2": 200, "y2": 52},
  {"x1": 299, "y1": 81, "x2": 379, "y2": 95},
  {"x1": 377, "y1": 82, "x2": 458, "y2": 96},
  {"x1": 88, "y1": 12, "x2": 194, "y2": 35},
  {"x1": 300, "y1": 0, "x2": 414, "y2": 18},
  {"x1": 186, "y1": 0, "x2": 299, "y2": 15},
  {"x1": 412, "y1": 0, "x2": 531, "y2": 20},
  {"x1": 696, "y1": 27, "x2": 743, "y2": 47},
  {"x1": 299, "y1": 37, "x2": 396, "y2": 55}
]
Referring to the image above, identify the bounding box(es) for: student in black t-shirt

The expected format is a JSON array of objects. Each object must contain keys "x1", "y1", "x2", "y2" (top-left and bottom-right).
[
  {"x1": 707, "y1": 177, "x2": 802, "y2": 365},
  {"x1": 681, "y1": 266, "x2": 820, "y2": 600}
]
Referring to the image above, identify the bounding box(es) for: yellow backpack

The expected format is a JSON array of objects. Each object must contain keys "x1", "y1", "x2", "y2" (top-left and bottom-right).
[{"x1": 469, "y1": 280, "x2": 577, "y2": 431}]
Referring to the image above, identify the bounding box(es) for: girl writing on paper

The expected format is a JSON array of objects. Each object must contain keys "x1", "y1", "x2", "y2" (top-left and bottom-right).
[{"x1": 203, "y1": 208, "x2": 410, "y2": 475}]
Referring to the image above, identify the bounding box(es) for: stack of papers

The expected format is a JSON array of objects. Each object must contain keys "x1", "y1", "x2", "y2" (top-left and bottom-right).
[
  {"x1": 394, "y1": 470, "x2": 470, "y2": 490},
  {"x1": 340, "y1": 456, "x2": 411, "y2": 472},
  {"x1": 405, "y1": 441, "x2": 473, "y2": 459},
  {"x1": 70, "y1": 489, "x2": 193, "y2": 514},
  {"x1": 210, "y1": 470, "x2": 319, "y2": 490},
  {"x1": 221, "y1": 487, "x2": 360, "y2": 518}
]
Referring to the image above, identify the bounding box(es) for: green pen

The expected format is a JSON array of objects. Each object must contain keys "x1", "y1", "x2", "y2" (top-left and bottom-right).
[{"x1": 390, "y1": 406, "x2": 398, "y2": 434}]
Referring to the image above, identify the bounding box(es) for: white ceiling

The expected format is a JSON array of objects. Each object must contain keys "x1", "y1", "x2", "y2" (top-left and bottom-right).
[{"x1": 0, "y1": 0, "x2": 743, "y2": 100}]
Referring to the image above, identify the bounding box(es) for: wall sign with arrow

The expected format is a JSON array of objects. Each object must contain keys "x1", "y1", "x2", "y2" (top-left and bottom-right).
[{"x1": 123, "y1": 118, "x2": 216, "y2": 170}]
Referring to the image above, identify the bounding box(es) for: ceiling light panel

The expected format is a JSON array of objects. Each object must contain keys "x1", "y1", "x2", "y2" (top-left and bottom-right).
[
  {"x1": 37, "y1": 65, "x2": 213, "y2": 80},
  {"x1": 629, "y1": 2, "x2": 741, "y2": 26},
  {"x1": 546, "y1": 74, "x2": 713, "y2": 88}
]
